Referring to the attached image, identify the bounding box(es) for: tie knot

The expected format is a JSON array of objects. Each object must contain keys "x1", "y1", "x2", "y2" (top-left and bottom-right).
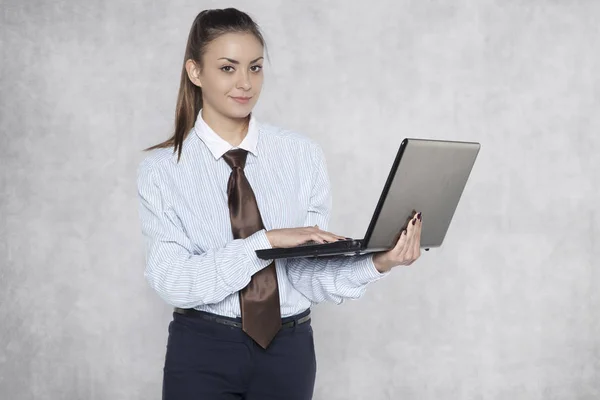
[{"x1": 222, "y1": 148, "x2": 248, "y2": 170}]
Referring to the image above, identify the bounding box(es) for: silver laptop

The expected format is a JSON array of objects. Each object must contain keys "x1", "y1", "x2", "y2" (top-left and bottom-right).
[{"x1": 255, "y1": 138, "x2": 481, "y2": 260}]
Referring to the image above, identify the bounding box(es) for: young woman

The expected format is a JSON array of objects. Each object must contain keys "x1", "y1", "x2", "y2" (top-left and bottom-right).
[{"x1": 137, "y1": 7, "x2": 422, "y2": 400}]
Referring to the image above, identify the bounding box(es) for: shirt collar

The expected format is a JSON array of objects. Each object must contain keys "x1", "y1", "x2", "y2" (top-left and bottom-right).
[{"x1": 193, "y1": 109, "x2": 259, "y2": 160}]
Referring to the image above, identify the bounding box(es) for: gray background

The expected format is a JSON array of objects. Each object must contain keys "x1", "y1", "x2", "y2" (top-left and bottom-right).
[{"x1": 1, "y1": 0, "x2": 599, "y2": 399}]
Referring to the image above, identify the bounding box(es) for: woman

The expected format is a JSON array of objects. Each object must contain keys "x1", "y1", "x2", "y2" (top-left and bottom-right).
[{"x1": 137, "y1": 7, "x2": 422, "y2": 400}]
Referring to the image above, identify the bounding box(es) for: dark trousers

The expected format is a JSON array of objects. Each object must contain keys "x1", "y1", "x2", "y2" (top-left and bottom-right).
[{"x1": 162, "y1": 308, "x2": 316, "y2": 400}]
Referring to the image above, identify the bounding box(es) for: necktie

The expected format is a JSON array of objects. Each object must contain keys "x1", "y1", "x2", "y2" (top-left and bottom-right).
[{"x1": 222, "y1": 148, "x2": 281, "y2": 349}]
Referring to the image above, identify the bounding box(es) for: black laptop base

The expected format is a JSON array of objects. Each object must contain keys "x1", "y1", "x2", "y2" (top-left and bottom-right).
[{"x1": 255, "y1": 238, "x2": 364, "y2": 260}]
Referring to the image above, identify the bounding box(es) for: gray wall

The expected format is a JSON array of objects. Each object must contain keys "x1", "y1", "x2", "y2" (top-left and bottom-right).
[{"x1": 1, "y1": 0, "x2": 598, "y2": 399}]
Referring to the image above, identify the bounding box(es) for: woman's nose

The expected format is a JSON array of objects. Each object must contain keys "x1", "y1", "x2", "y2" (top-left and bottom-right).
[{"x1": 237, "y1": 73, "x2": 252, "y2": 90}]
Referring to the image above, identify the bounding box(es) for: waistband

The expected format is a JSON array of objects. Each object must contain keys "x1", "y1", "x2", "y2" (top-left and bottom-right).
[{"x1": 173, "y1": 307, "x2": 311, "y2": 329}]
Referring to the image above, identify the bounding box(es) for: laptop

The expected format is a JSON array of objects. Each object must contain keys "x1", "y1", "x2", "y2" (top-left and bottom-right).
[{"x1": 255, "y1": 138, "x2": 481, "y2": 260}]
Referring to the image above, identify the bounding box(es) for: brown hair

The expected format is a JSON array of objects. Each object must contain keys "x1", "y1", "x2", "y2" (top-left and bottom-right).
[{"x1": 144, "y1": 8, "x2": 267, "y2": 162}]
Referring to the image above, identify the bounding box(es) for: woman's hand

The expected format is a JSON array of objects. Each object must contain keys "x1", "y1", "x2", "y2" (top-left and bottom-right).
[
  {"x1": 265, "y1": 226, "x2": 347, "y2": 248},
  {"x1": 372, "y1": 212, "x2": 423, "y2": 273}
]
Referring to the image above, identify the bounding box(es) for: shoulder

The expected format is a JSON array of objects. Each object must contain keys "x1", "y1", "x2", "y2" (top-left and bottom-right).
[
  {"x1": 136, "y1": 144, "x2": 179, "y2": 189},
  {"x1": 257, "y1": 121, "x2": 324, "y2": 158},
  {"x1": 138, "y1": 146, "x2": 173, "y2": 171},
  {"x1": 137, "y1": 128, "x2": 200, "y2": 179}
]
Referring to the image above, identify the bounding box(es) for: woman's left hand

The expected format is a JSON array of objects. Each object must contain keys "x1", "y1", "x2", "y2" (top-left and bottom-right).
[{"x1": 372, "y1": 211, "x2": 422, "y2": 273}]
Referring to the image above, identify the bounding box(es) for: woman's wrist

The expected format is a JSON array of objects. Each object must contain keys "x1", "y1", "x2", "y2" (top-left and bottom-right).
[
  {"x1": 372, "y1": 253, "x2": 395, "y2": 273},
  {"x1": 265, "y1": 230, "x2": 274, "y2": 247}
]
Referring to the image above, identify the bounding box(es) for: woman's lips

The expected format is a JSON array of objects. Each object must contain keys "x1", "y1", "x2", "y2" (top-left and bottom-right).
[{"x1": 231, "y1": 96, "x2": 252, "y2": 104}]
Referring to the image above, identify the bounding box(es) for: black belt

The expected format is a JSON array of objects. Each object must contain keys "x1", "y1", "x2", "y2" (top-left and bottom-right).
[{"x1": 174, "y1": 307, "x2": 311, "y2": 329}]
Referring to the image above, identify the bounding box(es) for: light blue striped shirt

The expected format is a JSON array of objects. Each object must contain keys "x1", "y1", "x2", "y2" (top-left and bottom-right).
[{"x1": 136, "y1": 110, "x2": 388, "y2": 318}]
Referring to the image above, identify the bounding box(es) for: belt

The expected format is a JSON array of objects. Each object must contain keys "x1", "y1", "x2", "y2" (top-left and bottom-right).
[{"x1": 173, "y1": 307, "x2": 311, "y2": 329}]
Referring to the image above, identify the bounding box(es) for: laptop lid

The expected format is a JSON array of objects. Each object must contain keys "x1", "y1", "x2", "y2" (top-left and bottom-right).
[{"x1": 360, "y1": 138, "x2": 480, "y2": 251}]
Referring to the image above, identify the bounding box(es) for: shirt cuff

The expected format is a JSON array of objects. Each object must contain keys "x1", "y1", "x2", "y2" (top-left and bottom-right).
[
  {"x1": 243, "y1": 229, "x2": 274, "y2": 275},
  {"x1": 352, "y1": 254, "x2": 390, "y2": 285}
]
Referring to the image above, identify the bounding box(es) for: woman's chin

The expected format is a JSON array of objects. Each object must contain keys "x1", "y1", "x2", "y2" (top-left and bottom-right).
[{"x1": 224, "y1": 104, "x2": 255, "y2": 119}]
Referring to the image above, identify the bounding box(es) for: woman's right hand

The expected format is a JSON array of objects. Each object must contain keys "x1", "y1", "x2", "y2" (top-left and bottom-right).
[{"x1": 265, "y1": 226, "x2": 347, "y2": 248}]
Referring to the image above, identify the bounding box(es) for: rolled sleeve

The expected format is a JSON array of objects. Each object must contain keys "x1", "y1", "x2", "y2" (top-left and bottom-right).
[{"x1": 351, "y1": 254, "x2": 391, "y2": 286}]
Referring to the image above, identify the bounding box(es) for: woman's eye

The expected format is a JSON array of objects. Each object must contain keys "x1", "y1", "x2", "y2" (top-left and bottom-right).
[
  {"x1": 251, "y1": 65, "x2": 263, "y2": 72},
  {"x1": 221, "y1": 66, "x2": 234, "y2": 72}
]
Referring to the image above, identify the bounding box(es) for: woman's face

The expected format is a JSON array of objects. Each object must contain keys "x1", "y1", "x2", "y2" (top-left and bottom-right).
[{"x1": 188, "y1": 32, "x2": 264, "y2": 120}]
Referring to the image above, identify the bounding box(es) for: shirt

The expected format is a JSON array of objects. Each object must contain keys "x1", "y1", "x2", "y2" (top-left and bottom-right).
[{"x1": 136, "y1": 110, "x2": 389, "y2": 318}]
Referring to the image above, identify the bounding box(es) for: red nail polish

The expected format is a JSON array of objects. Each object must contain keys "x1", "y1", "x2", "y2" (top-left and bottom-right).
[{"x1": 412, "y1": 219, "x2": 416, "y2": 225}]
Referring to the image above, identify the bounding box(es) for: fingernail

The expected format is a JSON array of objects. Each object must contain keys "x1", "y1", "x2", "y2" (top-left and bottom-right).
[
  {"x1": 417, "y1": 212, "x2": 421, "y2": 220},
  {"x1": 412, "y1": 219, "x2": 416, "y2": 225}
]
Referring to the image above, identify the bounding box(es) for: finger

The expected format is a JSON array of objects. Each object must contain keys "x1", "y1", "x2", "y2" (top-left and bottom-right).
[
  {"x1": 392, "y1": 229, "x2": 409, "y2": 253},
  {"x1": 312, "y1": 224, "x2": 335, "y2": 237},
  {"x1": 402, "y1": 215, "x2": 418, "y2": 251},
  {"x1": 312, "y1": 227, "x2": 347, "y2": 242},
  {"x1": 325, "y1": 232, "x2": 348, "y2": 241},
  {"x1": 398, "y1": 215, "x2": 419, "y2": 263},
  {"x1": 310, "y1": 232, "x2": 337, "y2": 244},
  {"x1": 309, "y1": 226, "x2": 328, "y2": 236},
  {"x1": 413, "y1": 215, "x2": 422, "y2": 257},
  {"x1": 304, "y1": 228, "x2": 328, "y2": 244},
  {"x1": 321, "y1": 232, "x2": 344, "y2": 243},
  {"x1": 299, "y1": 227, "x2": 324, "y2": 244}
]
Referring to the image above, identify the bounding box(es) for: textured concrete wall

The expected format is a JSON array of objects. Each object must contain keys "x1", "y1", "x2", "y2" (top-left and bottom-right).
[{"x1": 1, "y1": 0, "x2": 599, "y2": 399}]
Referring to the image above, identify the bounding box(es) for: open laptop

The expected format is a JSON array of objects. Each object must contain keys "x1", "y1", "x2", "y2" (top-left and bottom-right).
[{"x1": 255, "y1": 138, "x2": 481, "y2": 260}]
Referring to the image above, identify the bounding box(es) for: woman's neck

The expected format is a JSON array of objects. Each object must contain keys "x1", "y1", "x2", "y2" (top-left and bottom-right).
[{"x1": 201, "y1": 107, "x2": 249, "y2": 147}]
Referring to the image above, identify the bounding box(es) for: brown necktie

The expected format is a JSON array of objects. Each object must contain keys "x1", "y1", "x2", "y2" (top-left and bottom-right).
[{"x1": 222, "y1": 149, "x2": 281, "y2": 349}]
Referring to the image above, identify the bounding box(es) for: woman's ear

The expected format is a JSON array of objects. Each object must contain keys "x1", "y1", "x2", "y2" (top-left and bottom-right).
[{"x1": 185, "y1": 59, "x2": 202, "y2": 88}]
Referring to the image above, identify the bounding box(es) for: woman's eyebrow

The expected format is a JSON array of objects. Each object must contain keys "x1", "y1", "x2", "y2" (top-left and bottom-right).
[{"x1": 217, "y1": 56, "x2": 264, "y2": 64}]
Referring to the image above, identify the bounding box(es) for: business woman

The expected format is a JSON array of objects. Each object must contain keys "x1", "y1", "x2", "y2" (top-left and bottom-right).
[{"x1": 136, "y1": 7, "x2": 422, "y2": 400}]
